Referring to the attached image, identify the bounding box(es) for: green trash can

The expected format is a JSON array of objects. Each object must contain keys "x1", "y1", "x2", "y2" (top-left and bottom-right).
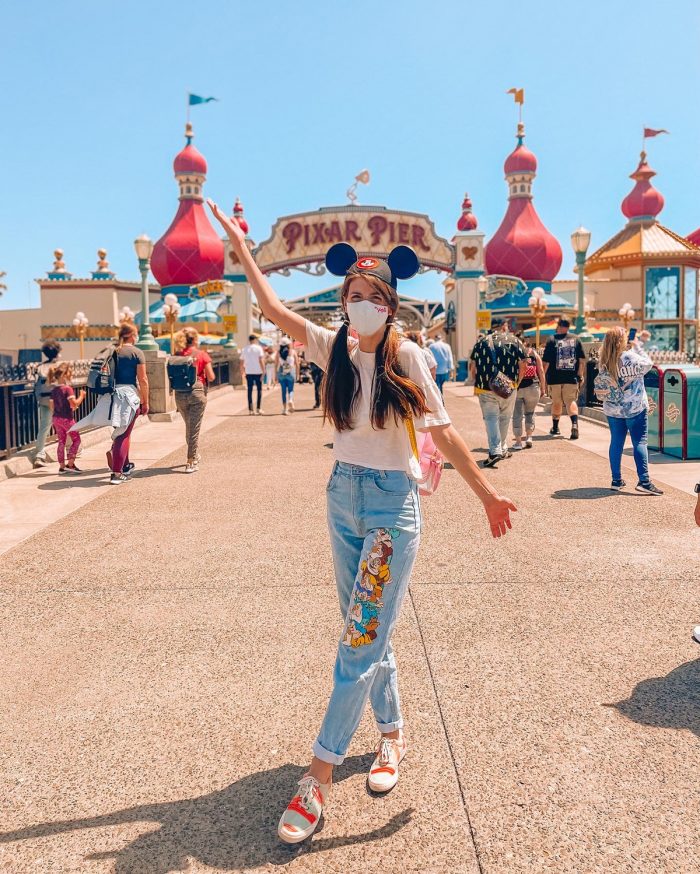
[{"x1": 661, "y1": 366, "x2": 700, "y2": 459}]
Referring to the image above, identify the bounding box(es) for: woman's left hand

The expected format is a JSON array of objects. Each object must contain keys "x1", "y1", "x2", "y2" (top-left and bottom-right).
[{"x1": 483, "y1": 494, "x2": 518, "y2": 538}]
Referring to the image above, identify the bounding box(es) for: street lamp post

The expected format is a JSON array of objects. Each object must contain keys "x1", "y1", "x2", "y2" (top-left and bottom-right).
[
  {"x1": 528, "y1": 287, "x2": 548, "y2": 350},
  {"x1": 163, "y1": 293, "x2": 181, "y2": 353},
  {"x1": 571, "y1": 226, "x2": 593, "y2": 342},
  {"x1": 223, "y1": 289, "x2": 237, "y2": 348},
  {"x1": 133, "y1": 234, "x2": 158, "y2": 351},
  {"x1": 72, "y1": 311, "x2": 89, "y2": 360},
  {"x1": 619, "y1": 302, "x2": 635, "y2": 331}
]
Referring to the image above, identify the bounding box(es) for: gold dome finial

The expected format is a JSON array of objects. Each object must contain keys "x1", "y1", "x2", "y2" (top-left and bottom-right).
[
  {"x1": 97, "y1": 248, "x2": 109, "y2": 271},
  {"x1": 53, "y1": 249, "x2": 65, "y2": 271},
  {"x1": 185, "y1": 121, "x2": 194, "y2": 143}
]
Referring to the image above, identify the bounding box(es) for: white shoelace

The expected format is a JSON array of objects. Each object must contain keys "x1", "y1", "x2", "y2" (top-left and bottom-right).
[
  {"x1": 377, "y1": 738, "x2": 393, "y2": 766},
  {"x1": 298, "y1": 775, "x2": 321, "y2": 809}
]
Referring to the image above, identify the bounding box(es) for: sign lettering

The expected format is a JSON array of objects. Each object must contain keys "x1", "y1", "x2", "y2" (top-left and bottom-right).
[{"x1": 255, "y1": 207, "x2": 454, "y2": 275}]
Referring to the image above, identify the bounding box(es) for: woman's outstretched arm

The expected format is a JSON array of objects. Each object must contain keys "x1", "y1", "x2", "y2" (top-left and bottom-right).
[
  {"x1": 429, "y1": 423, "x2": 517, "y2": 538},
  {"x1": 207, "y1": 199, "x2": 308, "y2": 345}
]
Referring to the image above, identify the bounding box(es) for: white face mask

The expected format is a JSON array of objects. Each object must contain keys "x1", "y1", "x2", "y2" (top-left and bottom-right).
[{"x1": 345, "y1": 300, "x2": 390, "y2": 337}]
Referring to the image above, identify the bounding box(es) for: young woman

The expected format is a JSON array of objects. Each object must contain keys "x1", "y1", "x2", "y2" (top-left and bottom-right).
[
  {"x1": 208, "y1": 199, "x2": 517, "y2": 844},
  {"x1": 276, "y1": 338, "x2": 297, "y2": 415},
  {"x1": 107, "y1": 324, "x2": 149, "y2": 485},
  {"x1": 595, "y1": 326, "x2": 663, "y2": 495},
  {"x1": 173, "y1": 328, "x2": 215, "y2": 473},
  {"x1": 511, "y1": 339, "x2": 546, "y2": 450}
]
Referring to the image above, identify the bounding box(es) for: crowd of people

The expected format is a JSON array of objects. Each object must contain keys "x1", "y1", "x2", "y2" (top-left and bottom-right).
[{"x1": 25, "y1": 215, "x2": 696, "y2": 845}]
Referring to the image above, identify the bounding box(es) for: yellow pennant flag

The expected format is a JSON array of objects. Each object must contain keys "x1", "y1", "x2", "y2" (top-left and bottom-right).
[{"x1": 507, "y1": 88, "x2": 525, "y2": 104}]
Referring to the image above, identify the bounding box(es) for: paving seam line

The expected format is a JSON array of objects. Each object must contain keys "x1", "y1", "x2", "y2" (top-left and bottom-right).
[{"x1": 407, "y1": 586, "x2": 485, "y2": 874}]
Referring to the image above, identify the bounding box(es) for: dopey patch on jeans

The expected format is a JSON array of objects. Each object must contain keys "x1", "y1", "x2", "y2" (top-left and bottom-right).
[{"x1": 342, "y1": 528, "x2": 398, "y2": 648}]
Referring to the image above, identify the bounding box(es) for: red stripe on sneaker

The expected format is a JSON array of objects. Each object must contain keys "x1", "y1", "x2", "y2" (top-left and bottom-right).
[
  {"x1": 286, "y1": 800, "x2": 317, "y2": 824},
  {"x1": 370, "y1": 766, "x2": 396, "y2": 775}
]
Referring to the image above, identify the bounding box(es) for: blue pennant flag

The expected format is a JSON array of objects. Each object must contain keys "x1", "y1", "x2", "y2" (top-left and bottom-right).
[{"x1": 188, "y1": 93, "x2": 218, "y2": 105}]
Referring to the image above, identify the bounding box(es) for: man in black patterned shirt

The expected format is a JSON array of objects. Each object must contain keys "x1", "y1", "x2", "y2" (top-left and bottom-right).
[{"x1": 470, "y1": 320, "x2": 527, "y2": 467}]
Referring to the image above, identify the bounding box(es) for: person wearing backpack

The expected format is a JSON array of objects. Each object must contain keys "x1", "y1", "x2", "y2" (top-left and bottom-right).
[
  {"x1": 32, "y1": 340, "x2": 62, "y2": 468},
  {"x1": 107, "y1": 323, "x2": 149, "y2": 485},
  {"x1": 595, "y1": 326, "x2": 662, "y2": 495},
  {"x1": 276, "y1": 338, "x2": 297, "y2": 415},
  {"x1": 542, "y1": 318, "x2": 586, "y2": 440},
  {"x1": 209, "y1": 197, "x2": 517, "y2": 845},
  {"x1": 172, "y1": 328, "x2": 215, "y2": 473}
]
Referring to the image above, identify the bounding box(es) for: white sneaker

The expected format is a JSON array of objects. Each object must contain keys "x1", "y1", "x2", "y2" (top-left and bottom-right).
[
  {"x1": 185, "y1": 462, "x2": 198, "y2": 474},
  {"x1": 510, "y1": 441, "x2": 523, "y2": 451},
  {"x1": 692, "y1": 626, "x2": 700, "y2": 645},
  {"x1": 278, "y1": 775, "x2": 330, "y2": 844},
  {"x1": 255, "y1": 409, "x2": 263, "y2": 416},
  {"x1": 524, "y1": 437, "x2": 533, "y2": 449},
  {"x1": 288, "y1": 399, "x2": 295, "y2": 412},
  {"x1": 367, "y1": 734, "x2": 407, "y2": 793}
]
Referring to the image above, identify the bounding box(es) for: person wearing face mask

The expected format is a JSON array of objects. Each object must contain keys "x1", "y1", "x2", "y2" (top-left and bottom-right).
[{"x1": 208, "y1": 199, "x2": 518, "y2": 845}]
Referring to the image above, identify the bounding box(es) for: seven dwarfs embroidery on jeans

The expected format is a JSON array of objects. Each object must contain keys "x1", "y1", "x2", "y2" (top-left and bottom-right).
[{"x1": 342, "y1": 528, "x2": 399, "y2": 648}]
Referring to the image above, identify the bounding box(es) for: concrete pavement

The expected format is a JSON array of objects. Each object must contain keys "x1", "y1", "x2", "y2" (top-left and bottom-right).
[{"x1": 1, "y1": 382, "x2": 698, "y2": 873}]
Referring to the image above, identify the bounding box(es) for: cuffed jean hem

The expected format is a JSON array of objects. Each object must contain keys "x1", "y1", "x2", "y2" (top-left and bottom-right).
[
  {"x1": 376, "y1": 717, "x2": 404, "y2": 732},
  {"x1": 312, "y1": 739, "x2": 346, "y2": 766}
]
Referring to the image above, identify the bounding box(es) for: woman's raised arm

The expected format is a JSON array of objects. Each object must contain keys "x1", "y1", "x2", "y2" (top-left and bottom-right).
[{"x1": 207, "y1": 200, "x2": 308, "y2": 345}]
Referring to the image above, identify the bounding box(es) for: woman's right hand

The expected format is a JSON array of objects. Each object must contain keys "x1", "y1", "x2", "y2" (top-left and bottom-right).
[
  {"x1": 482, "y1": 494, "x2": 518, "y2": 538},
  {"x1": 207, "y1": 199, "x2": 246, "y2": 247}
]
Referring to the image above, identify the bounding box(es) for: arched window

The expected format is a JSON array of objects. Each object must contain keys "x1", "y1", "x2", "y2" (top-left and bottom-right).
[
  {"x1": 520, "y1": 184, "x2": 526, "y2": 192},
  {"x1": 186, "y1": 186, "x2": 192, "y2": 194}
]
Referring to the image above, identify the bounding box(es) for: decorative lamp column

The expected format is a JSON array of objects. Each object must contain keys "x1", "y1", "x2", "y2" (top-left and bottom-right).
[
  {"x1": 619, "y1": 302, "x2": 635, "y2": 331},
  {"x1": 118, "y1": 306, "x2": 135, "y2": 325},
  {"x1": 571, "y1": 226, "x2": 593, "y2": 341},
  {"x1": 163, "y1": 293, "x2": 181, "y2": 353},
  {"x1": 72, "y1": 311, "x2": 89, "y2": 360},
  {"x1": 133, "y1": 234, "x2": 158, "y2": 351},
  {"x1": 528, "y1": 286, "x2": 548, "y2": 349}
]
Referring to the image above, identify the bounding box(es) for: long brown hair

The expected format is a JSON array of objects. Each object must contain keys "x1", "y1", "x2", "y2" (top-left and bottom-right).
[
  {"x1": 49, "y1": 361, "x2": 73, "y2": 383},
  {"x1": 322, "y1": 274, "x2": 430, "y2": 431},
  {"x1": 599, "y1": 326, "x2": 628, "y2": 382}
]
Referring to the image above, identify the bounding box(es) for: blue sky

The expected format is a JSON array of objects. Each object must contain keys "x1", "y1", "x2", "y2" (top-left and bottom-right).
[{"x1": 1, "y1": 0, "x2": 699, "y2": 310}]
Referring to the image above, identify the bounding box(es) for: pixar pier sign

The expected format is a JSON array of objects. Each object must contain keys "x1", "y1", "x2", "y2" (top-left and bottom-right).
[{"x1": 254, "y1": 206, "x2": 455, "y2": 276}]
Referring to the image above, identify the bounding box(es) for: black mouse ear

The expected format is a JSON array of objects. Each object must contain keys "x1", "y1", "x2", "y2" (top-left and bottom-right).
[
  {"x1": 387, "y1": 246, "x2": 420, "y2": 281},
  {"x1": 325, "y1": 243, "x2": 358, "y2": 277}
]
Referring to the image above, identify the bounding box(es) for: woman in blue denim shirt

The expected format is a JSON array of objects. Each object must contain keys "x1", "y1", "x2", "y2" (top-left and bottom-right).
[{"x1": 209, "y1": 200, "x2": 518, "y2": 844}]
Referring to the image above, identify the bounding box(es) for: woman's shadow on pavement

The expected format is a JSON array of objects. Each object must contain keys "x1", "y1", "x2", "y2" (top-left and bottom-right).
[
  {"x1": 0, "y1": 755, "x2": 413, "y2": 873},
  {"x1": 610, "y1": 657, "x2": 700, "y2": 739}
]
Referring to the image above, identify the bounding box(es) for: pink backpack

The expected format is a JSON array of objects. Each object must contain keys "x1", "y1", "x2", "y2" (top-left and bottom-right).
[{"x1": 405, "y1": 419, "x2": 444, "y2": 496}]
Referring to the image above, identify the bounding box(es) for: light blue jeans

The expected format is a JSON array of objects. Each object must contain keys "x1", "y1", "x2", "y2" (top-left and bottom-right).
[
  {"x1": 478, "y1": 391, "x2": 517, "y2": 456},
  {"x1": 34, "y1": 403, "x2": 53, "y2": 460},
  {"x1": 607, "y1": 410, "x2": 650, "y2": 484},
  {"x1": 278, "y1": 372, "x2": 295, "y2": 404},
  {"x1": 313, "y1": 461, "x2": 422, "y2": 765}
]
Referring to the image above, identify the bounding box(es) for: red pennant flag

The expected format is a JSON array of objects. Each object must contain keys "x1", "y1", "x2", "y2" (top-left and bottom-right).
[{"x1": 644, "y1": 128, "x2": 669, "y2": 138}]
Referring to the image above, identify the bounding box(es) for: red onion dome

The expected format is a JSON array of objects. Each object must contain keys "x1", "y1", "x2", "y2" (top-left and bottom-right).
[
  {"x1": 687, "y1": 228, "x2": 700, "y2": 246},
  {"x1": 504, "y1": 122, "x2": 537, "y2": 174},
  {"x1": 151, "y1": 123, "x2": 224, "y2": 287},
  {"x1": 173, "y1": 123, "x2": 207, "y2": 175},
  {"x1": 485, "y1": 122, "x2": 562, "y2": 281},
  {"x1": 485, "y1": 199, "x2": 562, "y2": 281},
  {"x1": 621, "y1": 152, "x2": 664, "y2": 221},
  {"x1": 457, "y1": 193, "x2": 478, "y2": 231},
  {"x1": 232, "y1": 197, "x2": 249, "y2": 235},
  {"x1": 151, "y1": 203, "x2": 224, "y2": 287},
  {"x1": 504, "y1": 143, "x2": 537, "y2": 175}
]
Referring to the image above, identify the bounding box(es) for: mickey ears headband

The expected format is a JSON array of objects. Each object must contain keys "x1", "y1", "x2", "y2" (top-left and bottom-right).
[{"x1": 325, "y1": 243, "x2": 420, "y2": 290}]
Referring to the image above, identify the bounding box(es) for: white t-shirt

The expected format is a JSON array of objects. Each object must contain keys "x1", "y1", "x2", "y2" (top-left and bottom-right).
[
  {"x1": 305, "y1": 321, "x2": 450, "y2": 473},
  {"x1": 240, "y1": 343, "x2": 265, "y2": 375}
]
